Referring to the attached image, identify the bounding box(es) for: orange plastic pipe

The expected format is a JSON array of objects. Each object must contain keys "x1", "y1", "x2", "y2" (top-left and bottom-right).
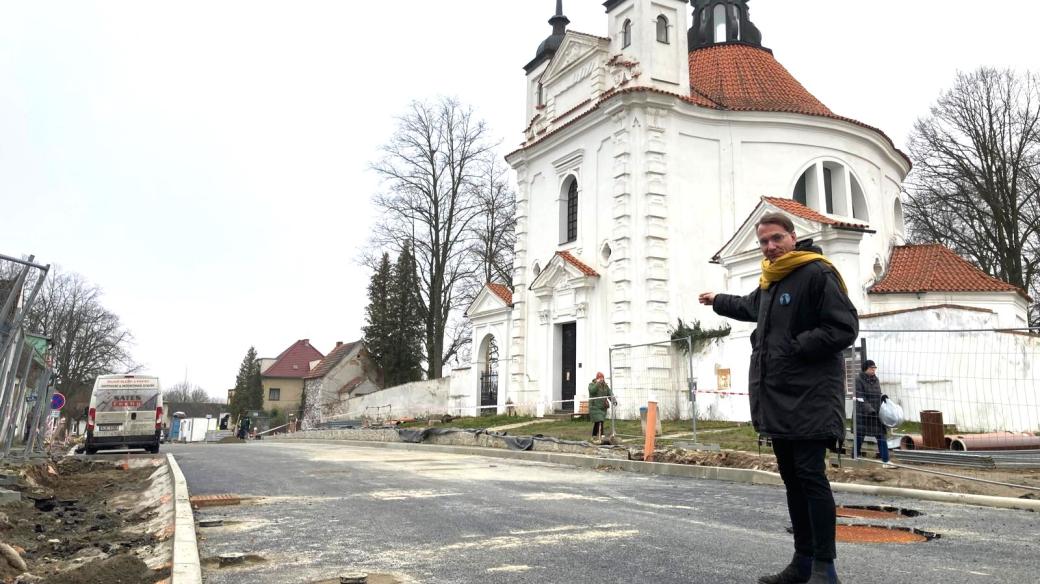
[{"x1": 644, "y1": 401, "x2": 658, "y2": 462}]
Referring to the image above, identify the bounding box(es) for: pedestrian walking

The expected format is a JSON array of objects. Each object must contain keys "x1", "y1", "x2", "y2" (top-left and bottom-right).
[
  {"x1": 699, "y1": 212, "x2": 858, "y2": 584},
  {"x1": 587, "y1": 372, "x2": 614, "y2": 444},
  {"x1": 854, "y1": 360, "x2": 889, "y2": 464}
]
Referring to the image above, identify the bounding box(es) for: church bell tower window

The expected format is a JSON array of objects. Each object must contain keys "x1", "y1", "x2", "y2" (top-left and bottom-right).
[
  {"x1": 622, "y1": 19, "x2": 632, "y2": 48},
  {"x1": 656, "y1": 15, "x2": 669, "y2": 44}
]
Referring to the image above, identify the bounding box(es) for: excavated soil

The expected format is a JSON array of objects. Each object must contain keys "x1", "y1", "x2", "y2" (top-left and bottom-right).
[
  {"x1": 0, "y1": 458, "x2": 170, "y2": 584},
  {"x1": 648, "y1": 447, "x2": 1040, "y2": 499}
]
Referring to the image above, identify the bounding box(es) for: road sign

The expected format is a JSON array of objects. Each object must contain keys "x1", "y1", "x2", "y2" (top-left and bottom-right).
[
  {"x1": 50, "y1": 392, "x2": 66, "y2": 410},
  {"x1": 49, "y1": 410, "x2": 60, "y2": 418}
]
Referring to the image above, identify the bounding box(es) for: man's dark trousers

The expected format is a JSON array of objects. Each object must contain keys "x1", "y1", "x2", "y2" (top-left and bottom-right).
[{"x1": 771, "y1": 438, "x2": 836, "y2": 560}]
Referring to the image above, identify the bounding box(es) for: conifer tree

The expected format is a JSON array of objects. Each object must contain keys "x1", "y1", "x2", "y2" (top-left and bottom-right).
[
  {"x1": 230, "y1": 346, "x2": 258, "y2": 417},
  {"x1": 363, "y1": 253, "x2": 393, "y2": 381},
  {"x1": 388, "y1": 243, "x2": 424, "y2": 386}
]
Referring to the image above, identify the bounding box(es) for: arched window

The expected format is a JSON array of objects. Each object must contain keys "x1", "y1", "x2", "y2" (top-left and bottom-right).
[
  {"x1": 565, "y1": 180, "x2": 578, "y2": 243},
  {"x1": 791, "y1": 160, "x2": 868, "y2": 221},
  {"x1": 622, "y1": 19, "x2": 632, "y2": 48},
  {"x1": 713, "y1": 4, "x2": 727, "y2": 43},
  {"x1": 656, "y1": 15, "x2": 669, "y2": 44}
]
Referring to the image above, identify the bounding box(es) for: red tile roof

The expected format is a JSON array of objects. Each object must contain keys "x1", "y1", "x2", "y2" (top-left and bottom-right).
[
  {"x1": 689, "y1": 44, "x2": 833, "y2": 117},
  {"x1": 304, "y1": 340, "x2": 360, "y2": 380},
  {"x1": 262, "y1": 339, "x2": 325, "y2": 379},
  {"x1": 486, "y1": 283, "x2": 513, "y2": 306},
  {"x1": 871, "y1": 244, "x2": 1030, "y2": 299},
  {"x1": 511, "y1": 43, "x2": 910, "y2": 170},
  {"x1": 762, "y1": 197, "x2": 870, "y2": 230},
  {"x1": 712, "y1": 196, "x2": 871, "y2": 262},
  {"x1": 557, "y1": 251, "x2": 599, "y2": 276}
]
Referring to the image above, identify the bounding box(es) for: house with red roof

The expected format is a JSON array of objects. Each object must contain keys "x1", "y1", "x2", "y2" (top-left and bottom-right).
[
  {"x1": 260, "y1": 339, "x2": 324, "y2": 421},
  {"x1": 301, "y1": 340, "x2": 381, "y2": 428},
  {"x1": 462, "y1": 1, "x2": 1033, "y2": 425}
]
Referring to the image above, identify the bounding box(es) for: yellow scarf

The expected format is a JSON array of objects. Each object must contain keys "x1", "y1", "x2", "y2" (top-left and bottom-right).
[{"x1": 759, "y1": 251, "x2": 848, "y2": 294}]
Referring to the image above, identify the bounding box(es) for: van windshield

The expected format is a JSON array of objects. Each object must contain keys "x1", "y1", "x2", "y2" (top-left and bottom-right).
[{"x1": 95, "y1": 390, "x2": 160, "y2": 412}]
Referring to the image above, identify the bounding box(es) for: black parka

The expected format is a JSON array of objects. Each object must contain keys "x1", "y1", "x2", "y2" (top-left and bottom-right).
[
  {"x1": 854, "y1": 372, "x2": 885, "y2": 436},
  {"x1": 712, "y1": 246, "x2": 858, "y2": 444}
]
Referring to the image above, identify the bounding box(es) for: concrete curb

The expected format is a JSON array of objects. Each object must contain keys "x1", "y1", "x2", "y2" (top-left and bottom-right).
[
  {"x1": 273, "y1": 438, "x2": 1040, "y2": 512},
  {"x1": 166, "y1": 453, "x2": 203, "y2": 584}
]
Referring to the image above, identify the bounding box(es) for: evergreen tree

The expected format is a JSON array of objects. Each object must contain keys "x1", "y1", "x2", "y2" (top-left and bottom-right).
[
  {"x1": 246, "y1": 355, "x2": 263, "y2": 411},
  {"x1": 388, "y1": 243, "x2": 424, "y2": 386},
  {"x1": 363, "y1": 253, "x2": 393, "y2": 381},
  {"x1": 230, "y1": 346, "x2": 258, "y2": 417}
]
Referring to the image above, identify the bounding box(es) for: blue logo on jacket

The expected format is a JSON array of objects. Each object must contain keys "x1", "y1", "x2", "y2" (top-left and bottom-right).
[{"x1": 779, "y1": 293, "x2": 792, "y2": 306}]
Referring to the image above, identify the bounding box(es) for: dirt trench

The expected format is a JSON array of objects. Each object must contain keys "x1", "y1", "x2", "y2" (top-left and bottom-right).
[{"x1": 0, "y1": 457, "x2": 172, "y2": 584}]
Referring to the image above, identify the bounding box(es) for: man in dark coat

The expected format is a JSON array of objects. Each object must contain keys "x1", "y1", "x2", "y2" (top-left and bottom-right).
[
  {"x1": 700, "y1": 212, "x2": 858, "y2": 584},
  {"x1": 854, "y1": 360, "x2": 889, "y2": 463}
]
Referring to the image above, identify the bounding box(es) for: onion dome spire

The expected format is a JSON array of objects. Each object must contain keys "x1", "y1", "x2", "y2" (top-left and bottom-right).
[{"x1": 525, "y1": 1, "x2": 570, "y2": 72}]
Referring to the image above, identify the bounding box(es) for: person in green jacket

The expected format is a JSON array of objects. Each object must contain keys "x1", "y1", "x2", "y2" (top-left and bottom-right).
[{"x1": 588, "y1": 372, "x2": 615, "y2": 443}]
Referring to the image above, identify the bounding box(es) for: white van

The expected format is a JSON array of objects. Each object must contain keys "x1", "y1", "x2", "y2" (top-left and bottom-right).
[{"x1": 85, "y1": 374, "x2": 163, "y2": 454}]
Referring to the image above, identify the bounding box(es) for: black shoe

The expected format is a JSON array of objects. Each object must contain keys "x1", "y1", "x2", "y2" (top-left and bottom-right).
[
  {"x1": 805, "y1": 560, "x2": 841, "y2": 584},
  {"x1": 758, "y1": 554, "x2": 812, "y2": 584}
]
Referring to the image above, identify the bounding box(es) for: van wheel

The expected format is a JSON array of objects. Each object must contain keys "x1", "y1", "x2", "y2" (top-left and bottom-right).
[{"x1": 148, "y1": 443, "x2": 160, "y2": 454}]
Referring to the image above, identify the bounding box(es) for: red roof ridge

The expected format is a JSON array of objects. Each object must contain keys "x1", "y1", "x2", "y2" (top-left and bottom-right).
[
  {"x1": 262, "y1": 339, "x2": 325, "y2": 379},
  {"x1": 486, "y1": 282, "x2": 514, "y2": 306},
  {"x1": 304, "y1": 340, "x2": 361, "y2": 380},
  {"x1": 557, "y1": 251, "x2": 599, "y2": 277},
  {"x1": 762, "y1": 197, "x2": 870, "y2": 230},
  {"x1": 871, "y1": 244, "x2": 1030, "y2": 300},
  {"x1": 712, "y1": 196, "x2": 872, "y2": 262}
]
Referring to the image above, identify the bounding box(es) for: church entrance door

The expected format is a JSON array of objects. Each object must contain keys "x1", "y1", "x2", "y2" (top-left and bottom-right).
[{"x1": 560, "y1": 322, "x2": 576, "y2": 412}]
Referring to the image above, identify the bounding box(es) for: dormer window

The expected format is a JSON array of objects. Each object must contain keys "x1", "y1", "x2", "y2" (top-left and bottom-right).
[
  {"x1": 622, "y1": 19, "x2": 632, "y2": 48},
  {"x1": 656, "y1": 16, "x2": 669, "y2": 44}
]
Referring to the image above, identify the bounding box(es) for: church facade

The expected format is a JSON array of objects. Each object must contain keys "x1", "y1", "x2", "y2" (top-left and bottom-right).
[{"x1": 464, "y1": 0, "x2": 1031, "y2": 420}]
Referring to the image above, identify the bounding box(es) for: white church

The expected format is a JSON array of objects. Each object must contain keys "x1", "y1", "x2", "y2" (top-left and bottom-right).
[{"x1": 463, "y1": 0, "x2": 1035, "y2": 429}]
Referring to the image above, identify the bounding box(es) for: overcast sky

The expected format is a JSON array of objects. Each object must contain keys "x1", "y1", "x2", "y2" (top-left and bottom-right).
[{"x1": 1, "y1": 1, "x2": 1038, "y2": 399}]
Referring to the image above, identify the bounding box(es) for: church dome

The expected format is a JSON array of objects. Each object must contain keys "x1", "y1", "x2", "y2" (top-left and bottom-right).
[{"x1": 688, "y1": 43, "x2": 834, "y2": 118}]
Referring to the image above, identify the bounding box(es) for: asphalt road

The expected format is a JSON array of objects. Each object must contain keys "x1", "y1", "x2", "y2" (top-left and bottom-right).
[{"x1": 167, "y1": 441, "x2": 1039, "y2": 584}]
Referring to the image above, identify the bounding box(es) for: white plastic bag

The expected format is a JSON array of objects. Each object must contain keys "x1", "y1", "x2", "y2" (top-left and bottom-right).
[{"x1": 879, "y1": 398, "x2": 904, "y2": 428}]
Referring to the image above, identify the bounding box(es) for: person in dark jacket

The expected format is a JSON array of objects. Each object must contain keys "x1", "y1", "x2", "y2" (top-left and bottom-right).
[
  {"x1": 854, "y1": 360, "x2": 889, "y2": 463},
  {"x1": 588, "y1": 372, "x2": 614, "y2": 444},
  {"x1": 699, "y1": 212, "x2": 858, "y2": 584}
]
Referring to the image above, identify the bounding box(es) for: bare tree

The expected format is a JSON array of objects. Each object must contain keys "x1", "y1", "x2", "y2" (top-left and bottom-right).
[
  {"x1": 17, "y1": 269, "x2": 137, "y2": 416},
  {"x1": 163, "y1": 382, "x2": 212, "y2": 403},
  {"x1": 471, "y1": 154, "x2": 517, "y2": 287},
  {"x1": 905, "y1": 68, "x2": 1040, "y2": 323},
  {"x1": 369, "y1": 97, "x2": 496, "y2": 378}
]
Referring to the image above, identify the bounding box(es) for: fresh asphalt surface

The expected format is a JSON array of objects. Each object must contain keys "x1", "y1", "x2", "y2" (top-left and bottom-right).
[{"x1": 167, "y1": 441, "x2": 1039, "y2": 584}]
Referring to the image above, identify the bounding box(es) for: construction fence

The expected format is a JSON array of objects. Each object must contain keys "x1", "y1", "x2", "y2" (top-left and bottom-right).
[{"x1": 0, "y1": 252, "x2": 54, "y2": 457}]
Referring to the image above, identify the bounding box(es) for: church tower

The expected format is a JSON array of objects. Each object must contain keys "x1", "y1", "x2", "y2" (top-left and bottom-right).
[{"x1": 603, "y1": 0, "x2": 690, "y2": 93}]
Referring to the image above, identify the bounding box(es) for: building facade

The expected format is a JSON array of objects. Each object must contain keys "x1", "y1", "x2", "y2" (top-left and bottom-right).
[{"x1": 464, "y1": 1, "x2": 1031, "y2": 422}]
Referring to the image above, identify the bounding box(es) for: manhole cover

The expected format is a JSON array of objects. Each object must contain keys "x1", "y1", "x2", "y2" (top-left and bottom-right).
[
  {"x1": 836, "y1": 505, "x2": 921, "y2": 520},
  {"x1": 836, "y1": 524, "x2": 939, "y2": 544}
]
